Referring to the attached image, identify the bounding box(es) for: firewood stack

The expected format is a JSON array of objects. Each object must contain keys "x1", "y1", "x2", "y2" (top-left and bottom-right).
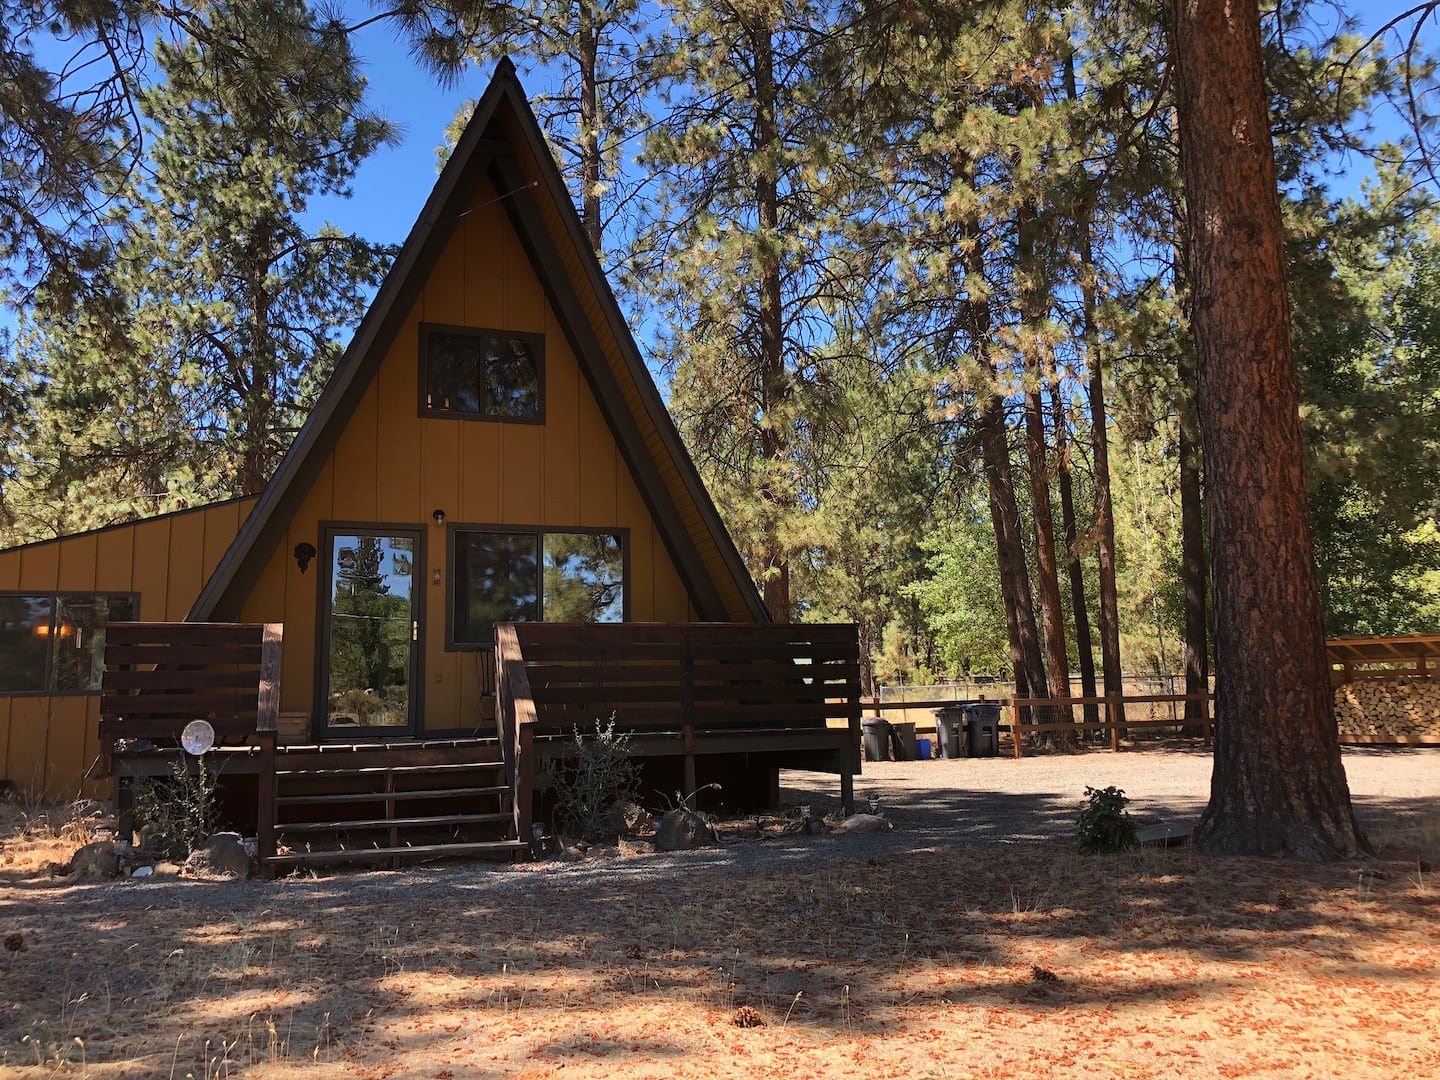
[{"x1": 1333, "y1": 676, "x2": 1440, "y2": 740}]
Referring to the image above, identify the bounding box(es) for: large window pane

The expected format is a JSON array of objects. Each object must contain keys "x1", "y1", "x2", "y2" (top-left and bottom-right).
[
  {"x1": 454, "y1": 532, "x2": 539, "y2": 645},
  {"x1": 51, "y1": 595, "x2": 135, "y2": 693},
  {"x1": 484, "y1": 337, "x2": 541, "y2": 417},
  {"x1": 327, "y1": 534, "x2": 415, "y2": 728},
  {"x1": 543, "y1": 533, "x2": 624, "y2": 623},
  {"x1": 423, "y1": 331, "x2": 482, "y2": 413},
  {"x1": 0, "y1": 595, "x2": 53, "y2": 692}
]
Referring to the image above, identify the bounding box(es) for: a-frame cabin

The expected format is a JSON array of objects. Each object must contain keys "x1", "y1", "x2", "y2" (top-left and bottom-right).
[{"x1": 0, "y1": 64, "x2": 859, "y2": 866}]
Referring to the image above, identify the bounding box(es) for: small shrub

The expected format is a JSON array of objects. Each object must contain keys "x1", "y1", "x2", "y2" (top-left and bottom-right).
[
  {"x1": 548, "y1": 718, "x2": 641, "y2": 843},
  {"x1": 134, "y1": 757, "x2": 218, "y2": 859},
  {"x1": 1075, "y1": 784, "x2": 1137, "y2": 854}
]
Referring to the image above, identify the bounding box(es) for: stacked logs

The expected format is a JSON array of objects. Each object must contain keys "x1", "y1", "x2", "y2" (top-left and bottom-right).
[{"x1": 1334, "y1": 675, "x2": 1440, "y2": 741}]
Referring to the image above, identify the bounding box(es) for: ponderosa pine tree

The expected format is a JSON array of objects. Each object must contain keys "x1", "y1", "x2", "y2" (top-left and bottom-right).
[
  {"x1": 1169, "y1": 0, "x2": 1367, "y2": 859},
  {"x1": 7, "y1": 0, "x2": 394, "y2": 536}
]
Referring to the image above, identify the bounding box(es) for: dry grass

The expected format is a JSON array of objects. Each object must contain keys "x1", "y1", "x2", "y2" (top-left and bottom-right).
[
  {"x1": 0, "y1": 810, "x2": 1437, "y2": 1079},
  {"x1": 0, "y1": 800, "x2": 98, "y2": 876}
]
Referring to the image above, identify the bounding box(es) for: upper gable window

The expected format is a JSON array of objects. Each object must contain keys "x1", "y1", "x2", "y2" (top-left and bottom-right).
[{"x1": 420, "y1": 324, "x2": 544, "y2": 423}]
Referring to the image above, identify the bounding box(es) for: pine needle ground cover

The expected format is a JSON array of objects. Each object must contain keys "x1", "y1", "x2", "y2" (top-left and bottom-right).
[{"x1": 1, "y1": 812, "x2": 1436, "y2": 1078}]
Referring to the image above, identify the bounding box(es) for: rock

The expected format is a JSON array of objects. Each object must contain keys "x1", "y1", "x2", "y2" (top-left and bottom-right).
[
  {"x1": 152, "y1": 862, "x2": 181, "y2": 879},
  {"x1": 834, "y1": 813, "x2": 892, "y2": 833},
  {"x1": 69, "y1": 841, "x2": 119, "y2": 879},
  {"x1": 603, "y1": 800, "x2": 645, "y2": 837},
  {"x1": 131, "y1": 865, "x2": 154, "y2": 878},
  {"x1": 655, "y1": 808, "x2": 716, "y2": 851},
  {"x1": 184, "y1": 836, "x2": 252, "y2": 879}
]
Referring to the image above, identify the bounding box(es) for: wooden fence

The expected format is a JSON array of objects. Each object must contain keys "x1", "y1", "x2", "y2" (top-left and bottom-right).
[{"x1": 1007, "y1": 693, "x2": 1211, "y2": 757}]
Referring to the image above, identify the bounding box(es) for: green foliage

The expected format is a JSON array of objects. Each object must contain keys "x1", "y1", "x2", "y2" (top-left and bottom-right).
[
  {"x1": 134, "y1": 757, "x2": 219, "y2": 860},
  {"x1": 2, "y1": 0, "x2": 394, "y2": 541},
  {"x1": 1075, "y1": 785, "x2": 1138, "y2": 855},
  {"x1": 548, "y1": 719, "x2": 641, "y2": 843}
]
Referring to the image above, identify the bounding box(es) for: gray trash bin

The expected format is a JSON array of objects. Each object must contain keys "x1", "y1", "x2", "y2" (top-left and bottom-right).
[
  {"x1": 890, "y1": 721, "x2": 918, "y2": 761},
  {"x1": 963, "y1": 704, "x2": 1001, "y2": 758},
  {"x1": 933, "y1": 707, "x2": 966, "y2": 759},
  {"x1": 862, "y1": 717, "x2": 891, "y2": 762}
]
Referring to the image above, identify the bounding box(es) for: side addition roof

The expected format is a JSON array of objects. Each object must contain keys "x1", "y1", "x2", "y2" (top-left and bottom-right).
[{"x1": 190, "y1": 59, "x2": 767, "y2": 624}]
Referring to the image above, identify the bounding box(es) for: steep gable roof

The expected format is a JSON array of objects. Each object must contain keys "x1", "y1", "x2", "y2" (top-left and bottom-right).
[{"x1": 190, "y1": 60, "x2": 767, "y2": 624}]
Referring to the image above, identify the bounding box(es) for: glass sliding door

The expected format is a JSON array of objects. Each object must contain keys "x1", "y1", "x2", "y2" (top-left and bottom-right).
[{"x1": 321, "y1": 528, "x2": 421, "y2": 735}]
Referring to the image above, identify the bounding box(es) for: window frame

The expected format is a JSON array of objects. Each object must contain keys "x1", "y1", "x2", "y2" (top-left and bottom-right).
[
  {"x1": 445, "y1": 524, "x2": 630, "y2": 651},
  {"x1": 417, "y1": 322, "x2": 546, "y2": 425},
  {"x1": 0, "y1": 590, "x2": 139, "y2": 697}
]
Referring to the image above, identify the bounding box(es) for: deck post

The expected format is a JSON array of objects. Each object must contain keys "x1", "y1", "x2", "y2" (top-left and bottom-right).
[{"x1": 256, "y1": 730, "x2": 277, "y2": 879}]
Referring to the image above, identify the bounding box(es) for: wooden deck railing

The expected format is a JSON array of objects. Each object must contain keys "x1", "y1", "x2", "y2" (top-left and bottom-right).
[
  {"x1": 495, "y1": 622, "x2": 863, "y2": 813},
  {"x1": 1008, "y1": 692, "x2": 1212, "y2": 757},
  {"x1": 495, "y1": 623, "x2": 538, "y2": 845},
  {"x1": 98, "y1": 622, "x2": 283, "y2": 775}
]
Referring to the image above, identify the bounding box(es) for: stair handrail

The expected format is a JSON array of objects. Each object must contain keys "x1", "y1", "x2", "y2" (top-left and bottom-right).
[{"x1": 494, "y1": 622, "x2": 537, "y2": 846}]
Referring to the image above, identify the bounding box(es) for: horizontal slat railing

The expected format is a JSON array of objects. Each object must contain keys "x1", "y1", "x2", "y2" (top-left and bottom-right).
[
  {"x1": 507, "y1": 623, "x2": 862, "y2": 737},
  {"x1": 99, "y1": 622, "x2": 283, "y2": 774}
]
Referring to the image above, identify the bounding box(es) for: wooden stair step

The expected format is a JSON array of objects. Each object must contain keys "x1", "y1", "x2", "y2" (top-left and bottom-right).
[
  {"x1": 279, "y1": 812, "x2": 512, "y2": 833},
  {"x1": 265, "y1": 839, "x2": 529, "y2": 867},
  {"x1": 276, "y1": 785, "x2": 509, "y2": 805},
  {"x1": 275, "y1": 761, "x2": 505, "y2": 778}
]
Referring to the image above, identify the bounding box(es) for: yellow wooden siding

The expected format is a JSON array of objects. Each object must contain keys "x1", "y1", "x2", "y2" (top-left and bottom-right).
[
  {"x1": 0, "y1": 498, "x2": 257, "y2": 797},
  {"x1": 235, "y1": 175, "x2": 698, "y2": 733}
]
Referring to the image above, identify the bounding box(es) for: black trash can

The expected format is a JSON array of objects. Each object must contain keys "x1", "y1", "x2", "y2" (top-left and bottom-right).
[
  {"x1": 862, "y1": 717, "x2": 891, "y2": 762},
  {"x1": 963, "y1": 704, "x2": 1001, "y2": 758},
  {"x1": 890, "y1": 721, "x2": 918, "y2": 761},
  {"x1": 933, "y1": 707, "x2": 966, "y2": 759}
]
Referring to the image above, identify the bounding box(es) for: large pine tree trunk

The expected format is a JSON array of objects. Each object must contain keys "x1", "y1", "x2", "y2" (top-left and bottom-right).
[
  {"x1": 1170, "y1": 0, "x2": 1366, "y2": 859},
  {"x1": 1051, "y1": 384, "x2": 1099, "y2": 724},
  {"x1": 578, "y1": 9, "x2": 602, "y2": 254},
  {"x1": 1065, "y1": 52, "x2": 1124, "y2": 727},
  {"x1": 961, "y1": 208, "x2": 1048, "y2": 707},
  {"x1": 1017, "y1": 206, "x2": 1072, "y2": 733},
  {"x1": 1177, "y1": 350, "x2": 1210, "y2": 727},
  {"x1": 753, "y1": 24, "x2": 790, "y2": 623}
]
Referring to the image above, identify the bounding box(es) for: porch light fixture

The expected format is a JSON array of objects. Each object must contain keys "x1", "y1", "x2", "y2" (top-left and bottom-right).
[{"x1": 432, "y1": 508, "x2": 446, "y2": 524}]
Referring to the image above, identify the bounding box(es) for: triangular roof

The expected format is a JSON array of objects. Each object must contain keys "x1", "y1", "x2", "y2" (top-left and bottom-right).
[{"x1": 190, "y1": 60, "x2": 766, "y2": 623}]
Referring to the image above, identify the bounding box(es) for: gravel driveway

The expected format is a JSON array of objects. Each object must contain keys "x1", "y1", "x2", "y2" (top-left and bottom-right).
[
  {"x1": 781, "y1": 745, "x2": 1440, "y2": 844},
  {"x1": 28, "y1": 747, "x2": 1436, "y2": 911}
]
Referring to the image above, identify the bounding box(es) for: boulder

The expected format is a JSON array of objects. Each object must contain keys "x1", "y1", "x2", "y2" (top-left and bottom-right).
[
  {"x1": 834, "y1": 813, "x2": 892, "y2": 833},
  {"x1": 69, "y1": 841, "x2": 119, "y2": 879},
  {"x1": 184, "y1": 835, "x2": 252, "y2": 879},
  {"x1": 655, "y1": 808, "x2": 716, "y2": 851},
  {"x1": 152, "y1": 862, "x2": 182, "y2": 879}
]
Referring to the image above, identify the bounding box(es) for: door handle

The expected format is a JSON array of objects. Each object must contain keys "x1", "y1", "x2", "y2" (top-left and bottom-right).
[{"x1": 412, "y1": 620, "x2": 419, "y2": 641}]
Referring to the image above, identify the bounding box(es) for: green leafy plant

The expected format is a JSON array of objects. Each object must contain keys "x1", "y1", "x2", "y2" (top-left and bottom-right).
[
  {"x1": 548, "y1": 718, "x2": 641, "y2": 843},
  {"x1": 1075, "y1": 785, "x2": 1138, "y2": 854},
  {"x1": 134, "y1": 757, "x2": 218, "y2": 859}
]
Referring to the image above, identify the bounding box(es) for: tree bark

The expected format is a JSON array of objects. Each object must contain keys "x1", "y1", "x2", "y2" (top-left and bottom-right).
[
  {"x1": 1075, "y1": 195, "x2": 1125, "y2": 727},
  {"x1": 578, "y1": 7, "x2": 602, "y2": 254},
  {"x1": 1177, "y1": 348, "x2": 1210, "y2": 727},
  {"x1": 1051, "y1": 383, "x2": 1098, "y2": 724},
  {"x1": 1064, "y1": 53, "x2": 1124, "y2": 727},
  {"x1": 960, "y1": 207, "x2": 1048, "y2": 708},
  {"x1": 1017, "y1": 204, "x2": 1073, "y2": 735},
  {"x1": 753, "y1": 23, "x2": 790, "y2": 623},
  {"x1": 1169, "y1": 0, "x2": 1366, "y2": 859}
]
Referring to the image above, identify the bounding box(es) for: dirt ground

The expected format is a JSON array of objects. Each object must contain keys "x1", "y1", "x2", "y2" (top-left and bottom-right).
[{"x1": 1, "y1": 749, "x2": 1437, "y2": 1079}]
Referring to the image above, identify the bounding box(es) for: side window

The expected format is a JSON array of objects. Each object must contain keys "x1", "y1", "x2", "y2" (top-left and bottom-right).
[
  {"x1": 420, "y1": 326, "x2": 543, "y2": 422},
  {"x1": 0, "y1": 593, "x2": 136, "y2": 694}
]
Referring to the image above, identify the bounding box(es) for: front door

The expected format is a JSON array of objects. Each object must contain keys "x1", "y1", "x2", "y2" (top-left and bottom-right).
[{"x1": 319, "y1": 527, "x2": 422, "y2": 737}]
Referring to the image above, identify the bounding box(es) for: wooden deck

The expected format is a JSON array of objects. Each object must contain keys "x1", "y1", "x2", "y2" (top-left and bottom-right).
[{"x1": 101, "y1": 620, "x2": 863, "y2": 874}]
